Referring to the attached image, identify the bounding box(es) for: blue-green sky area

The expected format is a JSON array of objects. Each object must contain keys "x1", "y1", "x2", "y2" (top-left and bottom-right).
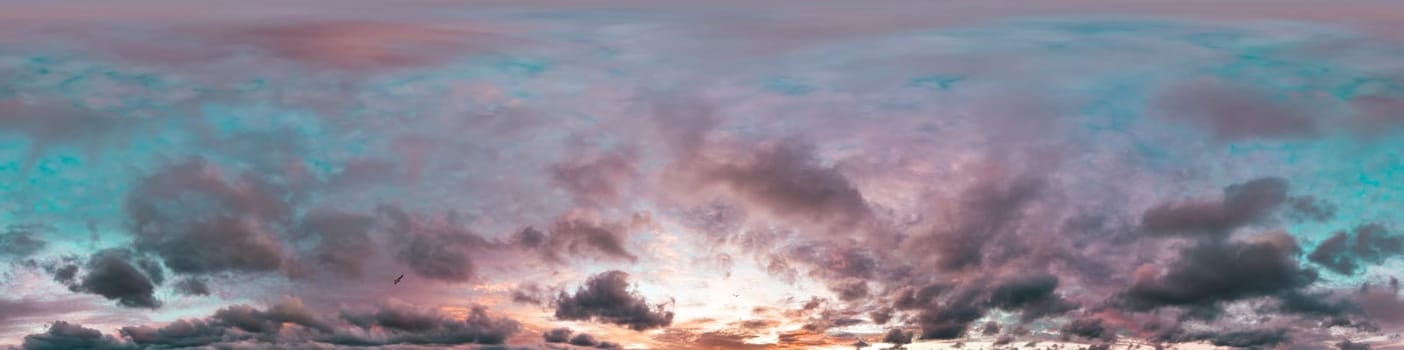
[{"x1": 1, "y1": 1, "x2": 1403, "y2": 349}]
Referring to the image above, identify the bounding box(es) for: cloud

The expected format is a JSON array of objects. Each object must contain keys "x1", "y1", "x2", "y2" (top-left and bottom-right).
[
  {"x1": 1139, "y1": 177, "x2": 1289, "y2": 237},
  {"x1": 549, "y1": 150, "x2": 639, "y2": 207},
  {"x1": 882, "y1": 328, "x2": 913, "y2": 345},
  {"x1": 20, "y1": 321, "x2": 130, "y2": 350},
  {"x1": 1308, "y1": 224, "x2": 1404, "y2": 275},
  {"x1": 173, "y1": 278, "x2": 211, "y2": 296},
  {"x1": 294, "y1": 210, "x2": 378, "y2": 278},
  {"x1": 1149, "y1": 78, "x2": 1319, "y2": 140},
  {"x1": 18, "y1": 298, "x2": 522, "y2": 349},
  {"x1": 377, "y1": 205, "x2": 493, "y2": 282},
  {"x1": 0, "y1": 225, "x2": 47, "y2": 258},
  {"x1": 554, "y1": 270, "x2": 674, "y2": 330},
  {"x1": 1060, "y1": 318, "x2": 1107, "y2": 340},
  {"x1": 542, "y1": 328, "x2": 572, "y2": 343},
  {"x1": 907, "y1": 170, "x2": 1045, "y2": 272},
  {"x1": 1286, "y1": 196, "x2": 1336, "y2": 222},
  {"x1": 700, "y1": 141, "x2": 875, "y2": 233},
  {"x1": 338, "y1": 300, "x2": 520, "y2": 345},
  {"x1": 1119, "y1": 233, "x2": 1317, "y2": 312},
  {"x1": 126, "y1": 158, "x2": 291, "y2": 275},
  {"x1": 73, "y1": 249, "x2": 162, "y2": 309},
  {"x1": 528, "y1": 212, "x2": 641, "y2": 264}
]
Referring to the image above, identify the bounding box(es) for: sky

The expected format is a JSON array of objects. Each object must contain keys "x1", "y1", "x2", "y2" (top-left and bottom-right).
[{"x1": 2, "y1": 0, "x2": 1404, "y2": 349}]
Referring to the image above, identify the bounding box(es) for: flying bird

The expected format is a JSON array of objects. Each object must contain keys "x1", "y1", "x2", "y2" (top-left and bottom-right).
[
  {"x1": 394, "y1": 274, "x2": 404, "y2": 285},
  {"x1": 732, "y1": 293, "x2": 739, "y2": 297}
]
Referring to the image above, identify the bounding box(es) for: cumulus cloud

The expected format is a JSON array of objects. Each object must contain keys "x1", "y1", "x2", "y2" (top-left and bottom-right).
[
  {"x1": 1119, "y1": 235, "x2": 1317, "y2": 312},
  {"x1": 1139, "y1": 177, "x2": 1289, "y2": 237},
  {"x1": 554, "y1": 271, "x2": 674, "y2": 330},
  {"x1": 126, "y1": 158, "x2": 291, "y2": 275},
  {"x1": 21, "y1": 321, "x2": 129, "y2": 350},
  {"x1": 70, "y1": 249, "x2": 162, "y2": 309}
]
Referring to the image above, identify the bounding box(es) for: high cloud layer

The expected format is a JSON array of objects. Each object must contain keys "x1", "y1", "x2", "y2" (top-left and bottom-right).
[{"x1": 3, "y1": 0, "x2": 1404, "y2": 349}]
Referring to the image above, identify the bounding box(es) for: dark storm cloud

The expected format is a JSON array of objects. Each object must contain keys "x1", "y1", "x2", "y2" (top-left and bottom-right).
[
  {"x1": 554, "y1": 270, "x2": 674, "y2": 330},
  {"x1": 1119, "y1": 235, "x2": 1317, "y2": 311},
  {"x1": 0, "y1": 226, "x2": 46, "y2": 258},
  {"x1": 1308, "y1": 224, "x2": 1404, "y2": 275},
  {"x1": 1150, "y1": 79, "x2": 1318, "y2": 140},
  {"x1": 74, "y1": 249, "x2": 162, "y2": 309},
  {"x1": 1139, "y1": 177, "x2": 1288, "y2": 237},
  {"x1": 126, "y1": 158, "x2": 291, "y2": 275},
  {"x1": 20, "y1": 321, "x2": 130, "y2": 350},
  {"x1": 295, "y1": 210, "x2": 377, "y2": 278}
]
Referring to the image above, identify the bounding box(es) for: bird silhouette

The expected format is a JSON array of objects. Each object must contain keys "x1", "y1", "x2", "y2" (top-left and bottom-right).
[
  {"x1": 394, "y1": 274, "x2": 404, "y2": 285},
  {"x1": 732, "y1": 293, "x2": 739, "y2": 297}
]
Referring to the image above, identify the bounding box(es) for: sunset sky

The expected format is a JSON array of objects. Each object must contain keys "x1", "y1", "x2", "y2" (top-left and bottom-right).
[{"x1": 2, "y1": 1, "x2": 1404, "y2": 349}]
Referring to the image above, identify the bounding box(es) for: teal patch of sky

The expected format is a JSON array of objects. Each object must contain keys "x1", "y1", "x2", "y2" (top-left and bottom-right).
[
  {"x1": 494, "y1": 56, "x2": 552, "y2": 78},
  {"x1": 1278, "y1": 139, "x2": 1404, "y2": 231},
  {"x1": 909, "y1": 74, "x2": 964, "y2": 91},
  {"x1": 761, "y1": 76, "x2": 813, "y2": 96}
]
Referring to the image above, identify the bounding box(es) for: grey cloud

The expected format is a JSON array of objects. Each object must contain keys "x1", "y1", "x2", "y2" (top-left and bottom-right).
[
  {"x1": 1150, "y1": 79, "x2": 1318, "y2": 141},
  {"x1": 542, "y1": 328, "x2": 572, "y2": 343},
  {"x1": 0, "y1": 225, "x2": 47, "y2": 258},
  {"x1": 75, "y1": 249, "x2": 162, "y2": 309},
  {"x1": 21, "y1": 321, "x2": 130, "y2": 350},
  {"x1": 554, "y1": 270, "x2": 674, "y2": 330},
  {"x1": 174, "y1": 278, "x2": 211, "y2": 296},
  {"x1": 1060, "y1": 318, "x2": 1107, "y2": 340},
  {"x1": 1308, "y1": 224, "x2": 1404, "y2": 275},
  {"x1": 296, "y1": 210, "x2": 377, "y2": 278},
  {"x1": 126, "y1": 158, "x2": 292, "y2": 275},
  {"x1": 1287, "y1": 196, "x2": 1336, "y2": 222},
  {"x1": 1119, "y1": 235, "x2": 1318, "y2": 312},
  {"x1": 377, "y1": 205, "x2": 493, "y2": 282},
  {"x1": 1140, "y1": 177, "x2": 1288, "y2": 237},
  {"x1": 550, "y1": 151, "x2": 638, "y2": 207}
]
